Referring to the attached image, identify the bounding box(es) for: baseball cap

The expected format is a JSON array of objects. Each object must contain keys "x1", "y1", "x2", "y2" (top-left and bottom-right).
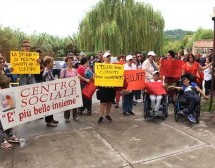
[
  {"x1": 152, "y1": 71, "x2": 159, "y2": 76},
  {"x1": 148, "y1": 51, "x2": 156, "y2": 56},
  {"x1": 103, "y1": 52, "x2": 111, "y2": 58},
  {"x1": 126, "y1": 55, "x2": 133, "y2": 61}
]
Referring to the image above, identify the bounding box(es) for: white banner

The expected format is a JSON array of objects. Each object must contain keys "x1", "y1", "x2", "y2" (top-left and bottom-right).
[{"x1": 0, "y1": 77, "x2": 83, "y2": 130}]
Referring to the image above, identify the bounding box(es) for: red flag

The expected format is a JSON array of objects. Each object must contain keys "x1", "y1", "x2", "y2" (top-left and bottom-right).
[
  {"x1": 82, "y1": 81, "x2": 97, "y2": 99},
  {"x1": 145, "y1": 82, "x2": 166, "y2": 95},
  {"x1": 124, "y1": 70, "x2": 145, "y2": 90},
  {"x1": 160, "y1": 59, "x2": 185, "y2": 78}
]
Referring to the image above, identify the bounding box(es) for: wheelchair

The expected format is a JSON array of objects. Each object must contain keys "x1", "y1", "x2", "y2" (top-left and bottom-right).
[
  {"x1": 174, "y1": 90, "x2": 201, "y2": 124},
  {"x1": 143, "y1": 93, "x2": 168, "y2": 120},
  {"x1": 174, "y1": 73, "x2": 201, "y2": 124}
]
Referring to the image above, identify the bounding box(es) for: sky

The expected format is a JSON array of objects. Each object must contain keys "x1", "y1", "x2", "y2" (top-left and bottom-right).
[{"x1": 0, "y1": 0, "x2": 214, "y2": 37}]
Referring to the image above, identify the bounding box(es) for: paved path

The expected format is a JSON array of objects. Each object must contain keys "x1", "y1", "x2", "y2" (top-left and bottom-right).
[{"x1": 1, "y1": 98, "x2": 215, "y2": 168}]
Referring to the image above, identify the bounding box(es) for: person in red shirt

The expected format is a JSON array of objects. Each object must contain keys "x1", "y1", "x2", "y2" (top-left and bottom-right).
[
  {"x1": 182, "y1": 54, "x2": 212, "y2": 86},
  {"x1": 77, "y1": 57, "x2": 93, "y2": 115}
]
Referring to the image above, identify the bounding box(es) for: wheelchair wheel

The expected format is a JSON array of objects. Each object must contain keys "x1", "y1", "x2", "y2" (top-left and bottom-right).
[
  {"x1": 174, "y1": 107, "x2": 179, "y2": 122},
  {"x1": 196, "y1": 116, "x2": 199, "y2": 124},
  {"x1": 162, "y1": 95, "x2": 168, "y2": 120},
  {"x1": 143, "y1": 94, "x2": 150, "y2": 118},
  {"x1": 195, "y1": 104, "x2": 200, "y2": 124}
]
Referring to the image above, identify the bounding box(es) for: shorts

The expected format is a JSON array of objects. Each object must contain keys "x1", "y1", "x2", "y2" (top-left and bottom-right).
[{"x1": 98, "y1": 87, "x2": 116, "y2": 103}]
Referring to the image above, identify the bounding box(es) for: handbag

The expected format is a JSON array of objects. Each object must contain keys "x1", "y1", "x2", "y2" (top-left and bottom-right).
[{"x1": 82, "y1": 81, "x2": 97, "y2": 99}]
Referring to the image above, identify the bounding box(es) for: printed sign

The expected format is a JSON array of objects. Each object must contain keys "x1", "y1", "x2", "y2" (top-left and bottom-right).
[
  {"x1": 124, "y1": 70, "x2": 145, "y2": 90},
  {"x1": 94, "y1": 63, "x2": 124, "y2": 87},
  {"x1": 0, "y1": 77, "x2": 83, "y2": 130},
  {"x1": 10, "y1": 51, "x2": 40, "y2": 74}
]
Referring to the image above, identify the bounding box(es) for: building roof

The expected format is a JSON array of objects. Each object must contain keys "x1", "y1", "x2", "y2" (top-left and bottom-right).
[{"x1": 193, "y1": 39, "x2": 213, "y2": 48}]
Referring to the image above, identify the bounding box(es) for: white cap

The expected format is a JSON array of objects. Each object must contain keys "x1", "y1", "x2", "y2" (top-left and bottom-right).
[
  {"x1": 103, "y1": 52, "x2": 111, "y2": 58},
  {"x1": 126, "y1": 55, "x2": 133, "y2": 61},
  {"x1": 148, "y1": 51, "x2": 156, "y2": 56},
  {"x1": 152, "y1": 70, "x2": 159, "y2": 76}
]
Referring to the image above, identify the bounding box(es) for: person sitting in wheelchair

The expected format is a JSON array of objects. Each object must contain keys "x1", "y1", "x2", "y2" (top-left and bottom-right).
[
  {"x1": 169, "y1": 75, "x2": 209, "y2": 122},
  {"x1": 148, "y1": 71, "x2": 165, "y2": 116}
]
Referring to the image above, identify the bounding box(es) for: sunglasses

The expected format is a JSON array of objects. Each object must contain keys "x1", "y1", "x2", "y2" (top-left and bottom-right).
[{"x1": 23, "y1": 45, "x2": 30, "y2": 48}]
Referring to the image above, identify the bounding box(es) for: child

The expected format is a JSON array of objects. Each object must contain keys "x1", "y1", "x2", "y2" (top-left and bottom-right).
[
  {"x1": 169, "y1": 75, "x2": 209, "y2": 122},
  {"x1": 148, "y1": 71, "x2": 164, "y2": 116}
]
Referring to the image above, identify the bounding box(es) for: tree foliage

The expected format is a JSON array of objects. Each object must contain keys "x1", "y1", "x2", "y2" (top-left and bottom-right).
[
  {"x1": 77, "y1": 0, "x2": 165, "y2": 55},
  {"x1": 164, "y1": 29, "x2": 193, "y2": 41},
  {"x1": 0, "y1": 26, "x2": 78, "y2": 61},
  {"x1": 163, "y1": 28, "x2": 213, "y2": 54},
  {"x1": 185, "y1": 28, "x2": 213, "y2": 49}
]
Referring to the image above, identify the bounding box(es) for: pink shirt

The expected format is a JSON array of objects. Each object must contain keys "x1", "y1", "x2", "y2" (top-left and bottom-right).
[{"x1": 60, "y1": 68, "x2": 77, "y2": 78}]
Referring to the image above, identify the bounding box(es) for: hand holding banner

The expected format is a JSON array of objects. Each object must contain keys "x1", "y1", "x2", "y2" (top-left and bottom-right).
[
  {"x1": 124, "y1": 70, "x2": 145, "y2": 90},
  {"x1": 10, "y1": 51, "x2": 40, "y2": 74},
  {"x1": 145, "y1": 82, "x2": 167, "y2": 95},
  {"x1": 94, "y1": 63, "x2": 124, "y2": 87},
  {"x1": 160, "y1": 59, "x2": 185, "y2": 78}
]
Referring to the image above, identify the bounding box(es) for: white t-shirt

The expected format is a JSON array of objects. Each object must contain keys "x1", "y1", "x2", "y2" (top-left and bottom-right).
[
  {"x1": 204, "y1": 66, "x2": 212, "y2": 81},
  {"x1": 124, "y1": 63, "x2": 137, "y2": 70}
]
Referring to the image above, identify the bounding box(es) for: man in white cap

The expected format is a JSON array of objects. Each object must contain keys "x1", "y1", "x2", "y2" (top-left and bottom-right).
[
  {"x1": 142, "y1": 51, "x2": 158, "y2": 82},
  {"x1": 97, "y1": 52, "x2": 115, "y2": 124},
  {"x1": 122, "y1": 55, "x2": 137, "y2": 115}
]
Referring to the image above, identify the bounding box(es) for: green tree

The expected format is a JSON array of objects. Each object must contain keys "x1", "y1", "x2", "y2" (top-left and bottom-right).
[
  {"x1": 185, "y1": 28, "x2": 213, "y2": 49},
  {"x1": 77, "y1": 0, "x2": 165, "y2": 55},
  {"x1": 0, "y1": 26, "x2": 27, "y2": 61}
]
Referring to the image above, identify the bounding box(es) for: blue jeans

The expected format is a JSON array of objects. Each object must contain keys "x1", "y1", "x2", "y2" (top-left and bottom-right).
[
  {"x1": 19, "y1": 75, "x2": 36, "y2": 86},
  {"x1": 183, "y1": 91, "x2": 200, "y2": 115},
  {"x1": 134, "y1": 90, "x2": 141, "y2": 100},
  {"x1": 123, "y1": 92, "x2": 134, "y2": 113}
]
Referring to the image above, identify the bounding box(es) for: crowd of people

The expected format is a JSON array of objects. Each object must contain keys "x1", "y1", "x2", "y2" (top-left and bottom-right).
[{"x1": 0, "y1": 40, "x2": 214, "y2": 150}]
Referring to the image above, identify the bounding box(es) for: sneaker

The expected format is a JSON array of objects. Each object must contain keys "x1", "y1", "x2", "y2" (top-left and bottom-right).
[
  {"x1": 46, "y1": 122, "x2": 57, "y2": 127},
  {"x1": 73, "y1": 116, "x2": 79, "y2": 121},
  {"x1": 115, "y1": 105, "x2": 119, "y2": 108},
  {"x1": 97, "y1": 117, "x2": 103, "y2": 124},
  {"x1": 8, "y1": 135, "x2": 20, "y2": 143},
  {"x1": 137, "y1": 99, "x2": 142, "y2": 103},
  {"x1": 105, "y1": 115, "x2": 113, "y2": 122},
  {"x1": 73, "y1": 111, "x2": 79, "y2": 120},
  {"x1": 181, "y1": 109, "x2": 189, "y2": 115},
  {"x1": 122, "y1": 112, "x2": 127, "y2": 116},
  {"x1": 78, "y1": 110, "x2": 83, "y2": 116},
  {"x1": 52, "y1": 120, "x2": 59, "y2": 124},
  {"x1": 133, "y1": 100, "x2": 137, "y2": 105},
  {"x1": 1, "y1": 140, "x2": 13, "y2": 150},
  {"x1": 129, "y1": 111, "x2": 135, "y2": 115},
  {"x1": 153, "y1": 111, "x2": 158, "y2": 117},
  {"x1": 188, "y1": 114, "x2": 197, "y2": 123},
  {"x1": 65, "y1": 119, "x2": 70, "y2": 123},
  {"x1": 87, "y1": 111, "x2": 92, "y2": 116}
]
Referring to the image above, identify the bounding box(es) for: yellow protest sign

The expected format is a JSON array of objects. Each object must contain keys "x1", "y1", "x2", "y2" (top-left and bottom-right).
[
  {"x1": 10, "y1": 51, "x2": 40, "y2": 74},
  {"x1": 94, "y1": 63, "x2": 124, "y2": 87}
]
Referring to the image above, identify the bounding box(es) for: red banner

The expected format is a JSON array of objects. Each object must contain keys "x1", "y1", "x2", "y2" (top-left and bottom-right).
[
  {"x1": 82, "y1": 81, "x2": 97, "y2": 99},
  {"x1": 145, "y1": 82, "x2": 167, "y2": 95},
  {"x1": 160, "y1": 59, "x2": 185, "y2": 77},
  {"x1": 124, "y1": 70, "x2": 145, "y2": 90}
]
